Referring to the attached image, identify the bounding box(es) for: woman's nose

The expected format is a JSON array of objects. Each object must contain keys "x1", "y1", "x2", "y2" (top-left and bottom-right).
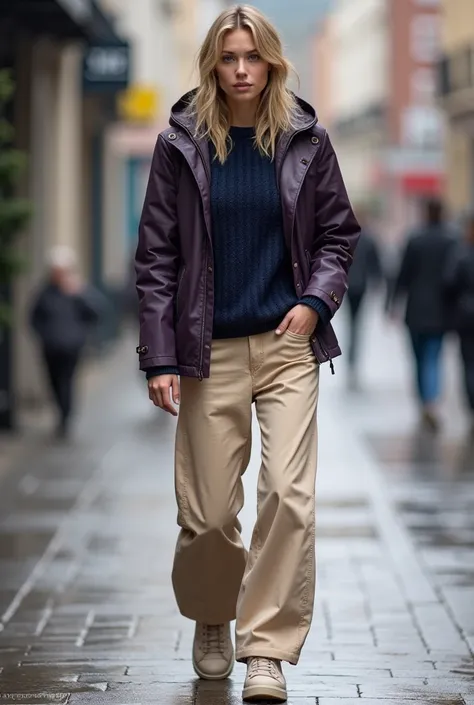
[{"x1": 236, "y1": 59, "x2": 247, "y2": 75}]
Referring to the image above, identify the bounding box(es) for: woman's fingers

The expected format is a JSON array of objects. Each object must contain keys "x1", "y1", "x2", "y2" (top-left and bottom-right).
[{"x1": 148, "y1": 375, "x2": 179, "y2": 416}]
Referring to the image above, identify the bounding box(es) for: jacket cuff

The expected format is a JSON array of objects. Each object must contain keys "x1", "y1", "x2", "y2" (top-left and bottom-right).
[
  {"x1": 145, "y1": 366, "x2": 179, "y2": 380},
  {"x1": 299, "y1": 295, "x2": 331, "y2": 326}
]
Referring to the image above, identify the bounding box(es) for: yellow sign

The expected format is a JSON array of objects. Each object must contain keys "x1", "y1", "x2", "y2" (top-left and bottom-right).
[{"x1": 118, "y1": 85, "x2": 159, "y2": 123}]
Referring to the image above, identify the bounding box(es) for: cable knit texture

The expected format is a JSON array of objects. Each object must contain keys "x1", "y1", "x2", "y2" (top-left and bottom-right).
[
  {"x1": 211, "y1": 126, "x2": 300, "y2": 338},
  {"x1": 145, "y1": 126, "x2": 330, "y2": 379}
]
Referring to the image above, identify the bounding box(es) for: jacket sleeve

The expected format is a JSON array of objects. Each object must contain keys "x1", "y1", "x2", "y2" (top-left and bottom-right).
[
  {"x1": 443, "y1": 243, "x2": 461, "y2": 289},
  {"x1": 303, "y1": 131, "x2": 361, "y2": 319},
  {"x1": 391, "y1": 238, "x2": 415, "y2": 308},
  {"x1": 135, "y1": 134, "x2": 180, "y2": 370}
]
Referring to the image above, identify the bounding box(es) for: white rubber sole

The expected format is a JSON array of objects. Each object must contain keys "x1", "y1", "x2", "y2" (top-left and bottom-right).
[
  {"x1": 192, "y1": 655, "x2": 234, "y2": 681},
  {"x1": 242, "y1": 683, "x2": 288, "y2": 702}
]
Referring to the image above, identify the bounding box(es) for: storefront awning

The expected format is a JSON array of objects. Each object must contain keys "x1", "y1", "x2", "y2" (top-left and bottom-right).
[
  {"x1": 0, "y1": 0, "x2": 126, "y2": 43},
  {"x1": 0, "y1": 0, "x2": 92, "y2": 38}
]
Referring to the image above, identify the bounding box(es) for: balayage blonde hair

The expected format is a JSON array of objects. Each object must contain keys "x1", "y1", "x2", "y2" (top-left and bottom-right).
[{"x1": 188, "y1": 4, "x2": 300, "y2": 163}]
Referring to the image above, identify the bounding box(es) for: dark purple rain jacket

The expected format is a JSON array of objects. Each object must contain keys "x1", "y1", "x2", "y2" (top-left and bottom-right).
[{"x1": 135, "y1": 91, "x2": 360, "y2": 379}]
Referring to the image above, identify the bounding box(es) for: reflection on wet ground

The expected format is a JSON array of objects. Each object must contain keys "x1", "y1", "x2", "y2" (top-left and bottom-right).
[
  {"x1": 366, "y1": 428, "x2": 474, "y2": 686},
  {"x1": 367, "y1": 429, "x2": 474, "y2": 482},
  {"x1": 0, "y1": 339, "x2": 473, "y2": 704}
]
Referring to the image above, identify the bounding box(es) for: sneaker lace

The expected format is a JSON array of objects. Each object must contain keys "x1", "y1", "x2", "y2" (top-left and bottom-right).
[
  {"x1": 202, "y1": 623, "x2": 226, "y2": 654},
  {"x1": 248, "y1": 657, "x2": 279, "y2": 678}
]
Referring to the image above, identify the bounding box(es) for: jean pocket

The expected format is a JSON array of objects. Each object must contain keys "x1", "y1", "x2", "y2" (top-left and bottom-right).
[{"x1": 285, "y1": 330, "x2": 312, "y2": 340}]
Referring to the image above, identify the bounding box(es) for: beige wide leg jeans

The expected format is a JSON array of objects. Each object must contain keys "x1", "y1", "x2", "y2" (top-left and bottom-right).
[{"x1": 171, "y1": 329, "x2": 320, "y2": 665}]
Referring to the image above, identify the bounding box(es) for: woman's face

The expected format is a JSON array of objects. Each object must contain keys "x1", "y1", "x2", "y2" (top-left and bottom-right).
[{"x1": 215, "y1": 28, "x2": 270, "y2": 107}]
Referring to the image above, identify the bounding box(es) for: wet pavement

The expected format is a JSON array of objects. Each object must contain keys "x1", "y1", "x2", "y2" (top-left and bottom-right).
[{"x1": 0, "y1": 307, "x2": 473, "y2": 704}]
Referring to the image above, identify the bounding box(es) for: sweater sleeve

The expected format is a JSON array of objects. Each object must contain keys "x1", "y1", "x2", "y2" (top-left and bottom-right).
[
  {"x1": 299, "y1": 295, "x2": 331, "y2": 326},
  {"x1": 145, "y1": 366, "x2": 180, "y2": 380}
]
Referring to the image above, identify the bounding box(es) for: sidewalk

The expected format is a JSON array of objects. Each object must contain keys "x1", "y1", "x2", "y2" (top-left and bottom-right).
[
  {"x1": 0, "y1": 308, "x2": 473, "y2": 705},
  {"x1": 0, "y1": 338, "x2": 128, "y2": 483}
]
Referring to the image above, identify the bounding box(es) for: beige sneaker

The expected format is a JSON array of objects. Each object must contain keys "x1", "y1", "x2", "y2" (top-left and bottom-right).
[
  {"x1": 192, "y1": 622, "x2": 234, "y2": 680},
  {"x1": 243, "y1": 657, "x2": 287, "y2": 702}
]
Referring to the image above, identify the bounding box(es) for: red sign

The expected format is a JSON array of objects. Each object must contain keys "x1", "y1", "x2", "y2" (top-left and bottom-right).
[{"x1": 401, "y1": 172, "x2": 444, "y2": 194}]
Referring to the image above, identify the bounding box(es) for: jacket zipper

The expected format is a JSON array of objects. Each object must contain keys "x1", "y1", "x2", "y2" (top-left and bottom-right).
[
  {"x1": 169, "y1": 122, "x2": 212, "y2": 380},
  {"x1": 315, "y1": 335, "x2": 335, "y2": 375},
  {"x1": 281, "y1": 127, "x2": 318, "y2": 296},
  {"x1": 198, "y1": 256, "x2": 208, "y2": 381},
  {"x1": 284, "y1": 133, "x2": 335, "y2": 377},
  {"x1": 306, "y1": 247, "x2": 334, "y2": 373}
]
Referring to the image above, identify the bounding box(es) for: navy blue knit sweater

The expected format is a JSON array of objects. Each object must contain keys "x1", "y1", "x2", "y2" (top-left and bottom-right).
[{"x1": 146, "y1": 126, "x2": 329, "y2": 379}]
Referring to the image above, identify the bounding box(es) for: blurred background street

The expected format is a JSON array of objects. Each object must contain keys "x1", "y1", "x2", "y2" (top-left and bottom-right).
[{"x1": 0, "y1": 0, "x2": 474, "y2": 702}]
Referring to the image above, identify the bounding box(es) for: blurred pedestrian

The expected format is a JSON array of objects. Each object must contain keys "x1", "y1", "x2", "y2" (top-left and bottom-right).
[
  {"x1": 444, "y1": 212, "x2": 474, "y2": 431},
  {"x1": 346, "y1": 206, "x2": 383, "y2": 388},
  {"x1": 30, "y1": 246, "x2": 104, "y2": 438},
  {"x1": 389, "y1": 199, "x2": 455, "y2": 431},
  {"x1": 135, "y1": 5, "x2": 360, "y2": 702}
]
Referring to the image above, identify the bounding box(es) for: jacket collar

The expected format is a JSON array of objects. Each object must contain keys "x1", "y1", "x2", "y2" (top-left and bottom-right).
[{"x1": 169, "y1": 88, "x2": 318, "y2": 154}]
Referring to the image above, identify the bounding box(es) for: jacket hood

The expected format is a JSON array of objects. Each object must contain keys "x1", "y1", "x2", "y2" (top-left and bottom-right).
[{"x1": 169, "y1": 88, "x2": 318, "y2": 134}]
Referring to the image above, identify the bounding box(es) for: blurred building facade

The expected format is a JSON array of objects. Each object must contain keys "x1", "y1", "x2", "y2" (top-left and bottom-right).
[
  {"x1": 312, "y1": 0, "x2": 444, "y2": 245},
  {"x1": 325, "y1": 0, "x2": 389, "y2": 209},
  {"x1": 0, "y1": 0, "x2": 131, "y2": 426},
  {"x1": 311, "y1": 13, "x2": 336, "y2": 129},
  {"x1": 0, "y1": 0, "x2": 227, "y2": 428},
  {"x1": 439, "y1": 0, "x2": 474, "y2": 215},
  {"x1": 384, "y1": 0, "x2": 444, "y2": 241}
]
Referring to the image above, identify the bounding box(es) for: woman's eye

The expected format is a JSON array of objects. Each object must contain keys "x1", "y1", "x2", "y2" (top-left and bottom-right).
[
  {"x1": 222, "y1": 55, "x2": 234, "y2": 63},
  {"x1": 248, "y1": 54, "x2": 260, "y2": 62}
]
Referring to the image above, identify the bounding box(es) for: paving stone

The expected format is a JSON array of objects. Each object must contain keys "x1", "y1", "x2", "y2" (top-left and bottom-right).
[
  {"x1": 319, "y1": 701, "x2": 464, "y2": 705},
  {"x1": 358, "y1": 681, "x2": 473, "y2": 698},
  {"x1": 67, "y1": 683, "x2": 196, "y2": 703},
  {"x1": 0, "y1": 696, "x2": 70, "y2": 705}
]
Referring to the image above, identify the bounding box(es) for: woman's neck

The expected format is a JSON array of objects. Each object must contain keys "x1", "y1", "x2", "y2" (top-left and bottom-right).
[{"x1": 227, "y1": 99, "x2": 258, "y2": 128}]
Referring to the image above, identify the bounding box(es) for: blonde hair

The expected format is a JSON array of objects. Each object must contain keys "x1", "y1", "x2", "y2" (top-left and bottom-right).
[{"x1": 188, "y1": 4, "x2": 299, "y2": 163}]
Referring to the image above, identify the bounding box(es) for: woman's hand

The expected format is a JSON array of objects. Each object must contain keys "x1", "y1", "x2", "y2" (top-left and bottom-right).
[
  {"x1": 276, "y1": 305, "x2": 319, "y2": 336},
  {"x1": 148, "y1": 374, "x2": 180, "y2": 416}
]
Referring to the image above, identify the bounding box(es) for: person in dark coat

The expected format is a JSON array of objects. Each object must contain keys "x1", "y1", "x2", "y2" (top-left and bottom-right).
[
  {"x1": 30, "y1": 246, "x2": 104, "y2": 437},
  {"x1": 346, "y1": 207, "x2": 382, "y2": 385},
  {"x1": 444, "y1": 213, "x2": 474, "y2": 430},
  {"x1": 389, "y1": 199, "x2": 456, "y2": 431}
]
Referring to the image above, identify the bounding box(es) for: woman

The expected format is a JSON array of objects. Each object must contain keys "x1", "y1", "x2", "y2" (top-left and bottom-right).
[
  {"x1": 444, "y1": 213, "x2": 474, "y2": 432},
  {"x1": 135, "y1": 5, "x2": 359, "y2": 702}
]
